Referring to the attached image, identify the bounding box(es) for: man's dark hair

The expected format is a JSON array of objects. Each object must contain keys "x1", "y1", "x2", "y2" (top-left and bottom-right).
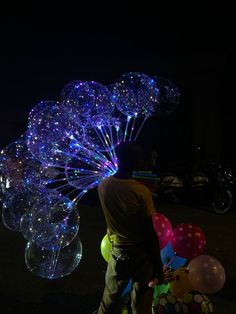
[{"x1": 115, "y1": 141, "x2": 144, "y2": 171}]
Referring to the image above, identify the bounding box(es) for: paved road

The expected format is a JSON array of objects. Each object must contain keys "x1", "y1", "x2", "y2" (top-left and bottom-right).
[{"x1": 0, "y1": 195, "x2": 236, "y2": 313}]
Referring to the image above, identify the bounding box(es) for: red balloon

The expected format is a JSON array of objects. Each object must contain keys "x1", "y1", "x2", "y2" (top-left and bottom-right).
[
  {"x1": 170, "y1": 223, "x2": 206, "y2": 259},
  {"x1": 152, "y1": 212, "x2": 173, "y2": 249}
]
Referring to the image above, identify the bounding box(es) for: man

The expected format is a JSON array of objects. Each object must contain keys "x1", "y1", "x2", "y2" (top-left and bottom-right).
[{"x1": 96, "y1": 142, "x2": 163, "y2": 314}]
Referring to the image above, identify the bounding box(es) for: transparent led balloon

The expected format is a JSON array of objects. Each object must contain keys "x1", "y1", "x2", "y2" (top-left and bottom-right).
[
  {"x1": 21, "y1": 211, "x2": 34, "y2": 241},
  {"x1": 153, "y1": 76, "x2": 180, "y2": 117},
  {"x1": 0, "y1": 134, "x2": 43, "y2": 195},
  {"x1": 0, "y1": 170, "x2": 5, "y2": 201},
  {"x1": 1, "y1": 133, "x2": 27, "y2": 158},
  {"x1": 2, "y1": 187, "x2": 33, "y2": 232},
  {"x1": 20, "y1": 188, "x2": 61, "y2": 241},
  {"x1": 109, "y1": 83, "x2": 138, "y2": 117},
  {"x1": 0, "y1": 157, "x2": 24, "y2": 189},
  {"x1": 27, "y1": 101, "x2": 81, "y2": 165},
  {"x1": 25, "y1": 235, "x2": 82, "y2": 279},
  {"x1": 86, "y1": 81, "x2": 115, "y2": 120},
  {"x1": 30, "y1": 195, "x2": 80, "y2": 250},
  {"x1": 110, "y1": 72, "x2": 160, "y2": 142},
  {"x1": 60, "y1": 80, "x2": 95, "y2": 119},
  {"x1": 0, "y1": 137, "x2": 28, "y2": 190},
  {"x1": 37, "y1": 163, "x2": 68, "y2": 194},
  {"x1": 21, "y1": 153, "x2": 42, "y2": 188},
  {"x1": 118, "y1": 72, "x2": 159, "y2": 117}
]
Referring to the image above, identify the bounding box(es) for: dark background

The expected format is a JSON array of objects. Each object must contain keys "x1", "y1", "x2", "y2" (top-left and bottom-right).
[
  {"x1": 0, "y1": 4, "x2": 235, "y2": 167},
  {"x1": 0, "y1": 6, "x2": 236, "y2": 314}
]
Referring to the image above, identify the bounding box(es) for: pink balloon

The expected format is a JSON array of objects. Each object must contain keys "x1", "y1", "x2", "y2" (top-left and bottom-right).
[
  {"x1": 170, "y1": 223, "x2": 206, "y2": 259},
  {"x1": 187, "y1": 255, "x2": 226, "y2": 293},
  {"x1": 152, "y1": 212, "x2": 173, "y2": 249}
]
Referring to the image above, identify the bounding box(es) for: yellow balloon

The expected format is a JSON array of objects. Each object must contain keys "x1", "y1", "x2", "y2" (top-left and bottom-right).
[
  {"x1": 100, "y1": 234, "x2": 112, "y2": 262},
  {"x1": 169, "y1": 267, "x2": 193, "y2": 300}
]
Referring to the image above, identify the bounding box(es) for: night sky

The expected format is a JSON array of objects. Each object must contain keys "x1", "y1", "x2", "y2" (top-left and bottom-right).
[{"x1": 0, "y1": 6, "x2": 234, "y2": 166}]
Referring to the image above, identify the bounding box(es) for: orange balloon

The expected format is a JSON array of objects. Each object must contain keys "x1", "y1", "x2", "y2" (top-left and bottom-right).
[{"x1": 169, "y1": 267, "x2": 193, "y2": 299}]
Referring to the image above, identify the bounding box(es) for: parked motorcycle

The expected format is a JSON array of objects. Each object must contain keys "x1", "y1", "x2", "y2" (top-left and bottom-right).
[{"x1": 155, "y1": 162, "x2": 235, "y2": 214}]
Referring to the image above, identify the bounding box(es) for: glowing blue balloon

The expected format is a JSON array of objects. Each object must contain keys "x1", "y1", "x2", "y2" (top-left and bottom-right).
[
  {"x1": 28, "y1": 163, "x2": 69, "y2": 196},
  {"x1": 36, "y1": 164, "x2": 64, "y2": 192},
  {"x1": 113, "y1": 72, "x2": 159, "y2": 117},
  {"x1": 153, "y1": 76, "x2": 180, "y2": 117},
  {"x1": 22, "y1": 154, "x2": 42, "y2": 187},
  {"x1": 30, "y1": 195, "x2": 79, "y2": 250},
  {"x1": 0, "y1": 157, "x2": 24, "y2": 190},
  {"x1": 60, "y1": 80, "x2": 95, "y2": 120},
  {"x1": 109, "y1": 83, "x2": 138, "y2": 117},
  {"x1": 21, "y1": 211, "x2": 33, "y2": 241},
  {"x1": 161, "y1": 242, "x2": 186, "y2": 270},
  {"x1": 86, "y1": 81, "x2": 115, "y2": 119},
  {"x1": 0, "y1": 137, "x2": 28, "y2": 190},
  {"x1": 1, "y1": 133, "x2": 27, "y2": 158},
  {"x1": 27, "y1": 101, "x2": 82, "y2": 165},
  {"x1": 25, "y1": 235, "x2": 82, "y2": 279},
  {"x1": 20, "y1": 188, "x2": 60, "y2": 241},
  {"x1": 2, "y1": 187, "x2": 32, "y2": 231},
  {"x1": 0, "y1": 145, "x2": 50, "y2": 199},
  {"x1": 0, "y1": 134, "x2": 44, "y2": 195},
  {"x1": 0, "y1": 166, "x2": 4, "y2": 201}
]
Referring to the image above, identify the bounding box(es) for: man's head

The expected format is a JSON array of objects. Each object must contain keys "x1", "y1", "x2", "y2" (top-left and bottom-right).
[{"x1": 115, "y1": 142, "x2": 144, "y2": 172}]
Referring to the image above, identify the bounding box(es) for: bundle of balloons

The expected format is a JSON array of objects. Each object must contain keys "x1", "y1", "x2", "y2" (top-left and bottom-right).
[
  {"x1": 0, "y1": 72, "x2": 180, "y2": 280},
  {"x1": 100, "y1": 212, "x2": 226, "y2": 314}
]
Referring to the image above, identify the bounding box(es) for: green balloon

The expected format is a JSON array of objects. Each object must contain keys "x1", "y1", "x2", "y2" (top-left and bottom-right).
[
  {"x1": 153, "y1": 283, "x2": 170, "y2": 306},
  {"x1": 121, "y1": 304, "x2": 129, "y2": 314},
  {"x1": 100, "y1": 234, "x2": 112, "y2": 262}
]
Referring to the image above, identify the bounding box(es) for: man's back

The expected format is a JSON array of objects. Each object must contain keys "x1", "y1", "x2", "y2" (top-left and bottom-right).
[{"x1": 98, "y1": 176, "x2": 155, "y2": 245}]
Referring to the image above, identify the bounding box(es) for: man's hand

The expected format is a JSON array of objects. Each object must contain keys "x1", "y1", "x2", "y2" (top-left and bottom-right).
[
  {"x1": 148, "y1": 268, "x2": 175, "y2": 288},
  {"x1": 163, "y1": 267, "x2": 175, "y2": 283},
  {"x1": 148, "y1": 278, "x2": 159, "y2": 288}
]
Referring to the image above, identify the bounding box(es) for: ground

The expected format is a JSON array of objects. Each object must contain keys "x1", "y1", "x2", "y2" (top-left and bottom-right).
[{"x1": 0, "y1": 194, "x2": 236, "y2": 314}]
